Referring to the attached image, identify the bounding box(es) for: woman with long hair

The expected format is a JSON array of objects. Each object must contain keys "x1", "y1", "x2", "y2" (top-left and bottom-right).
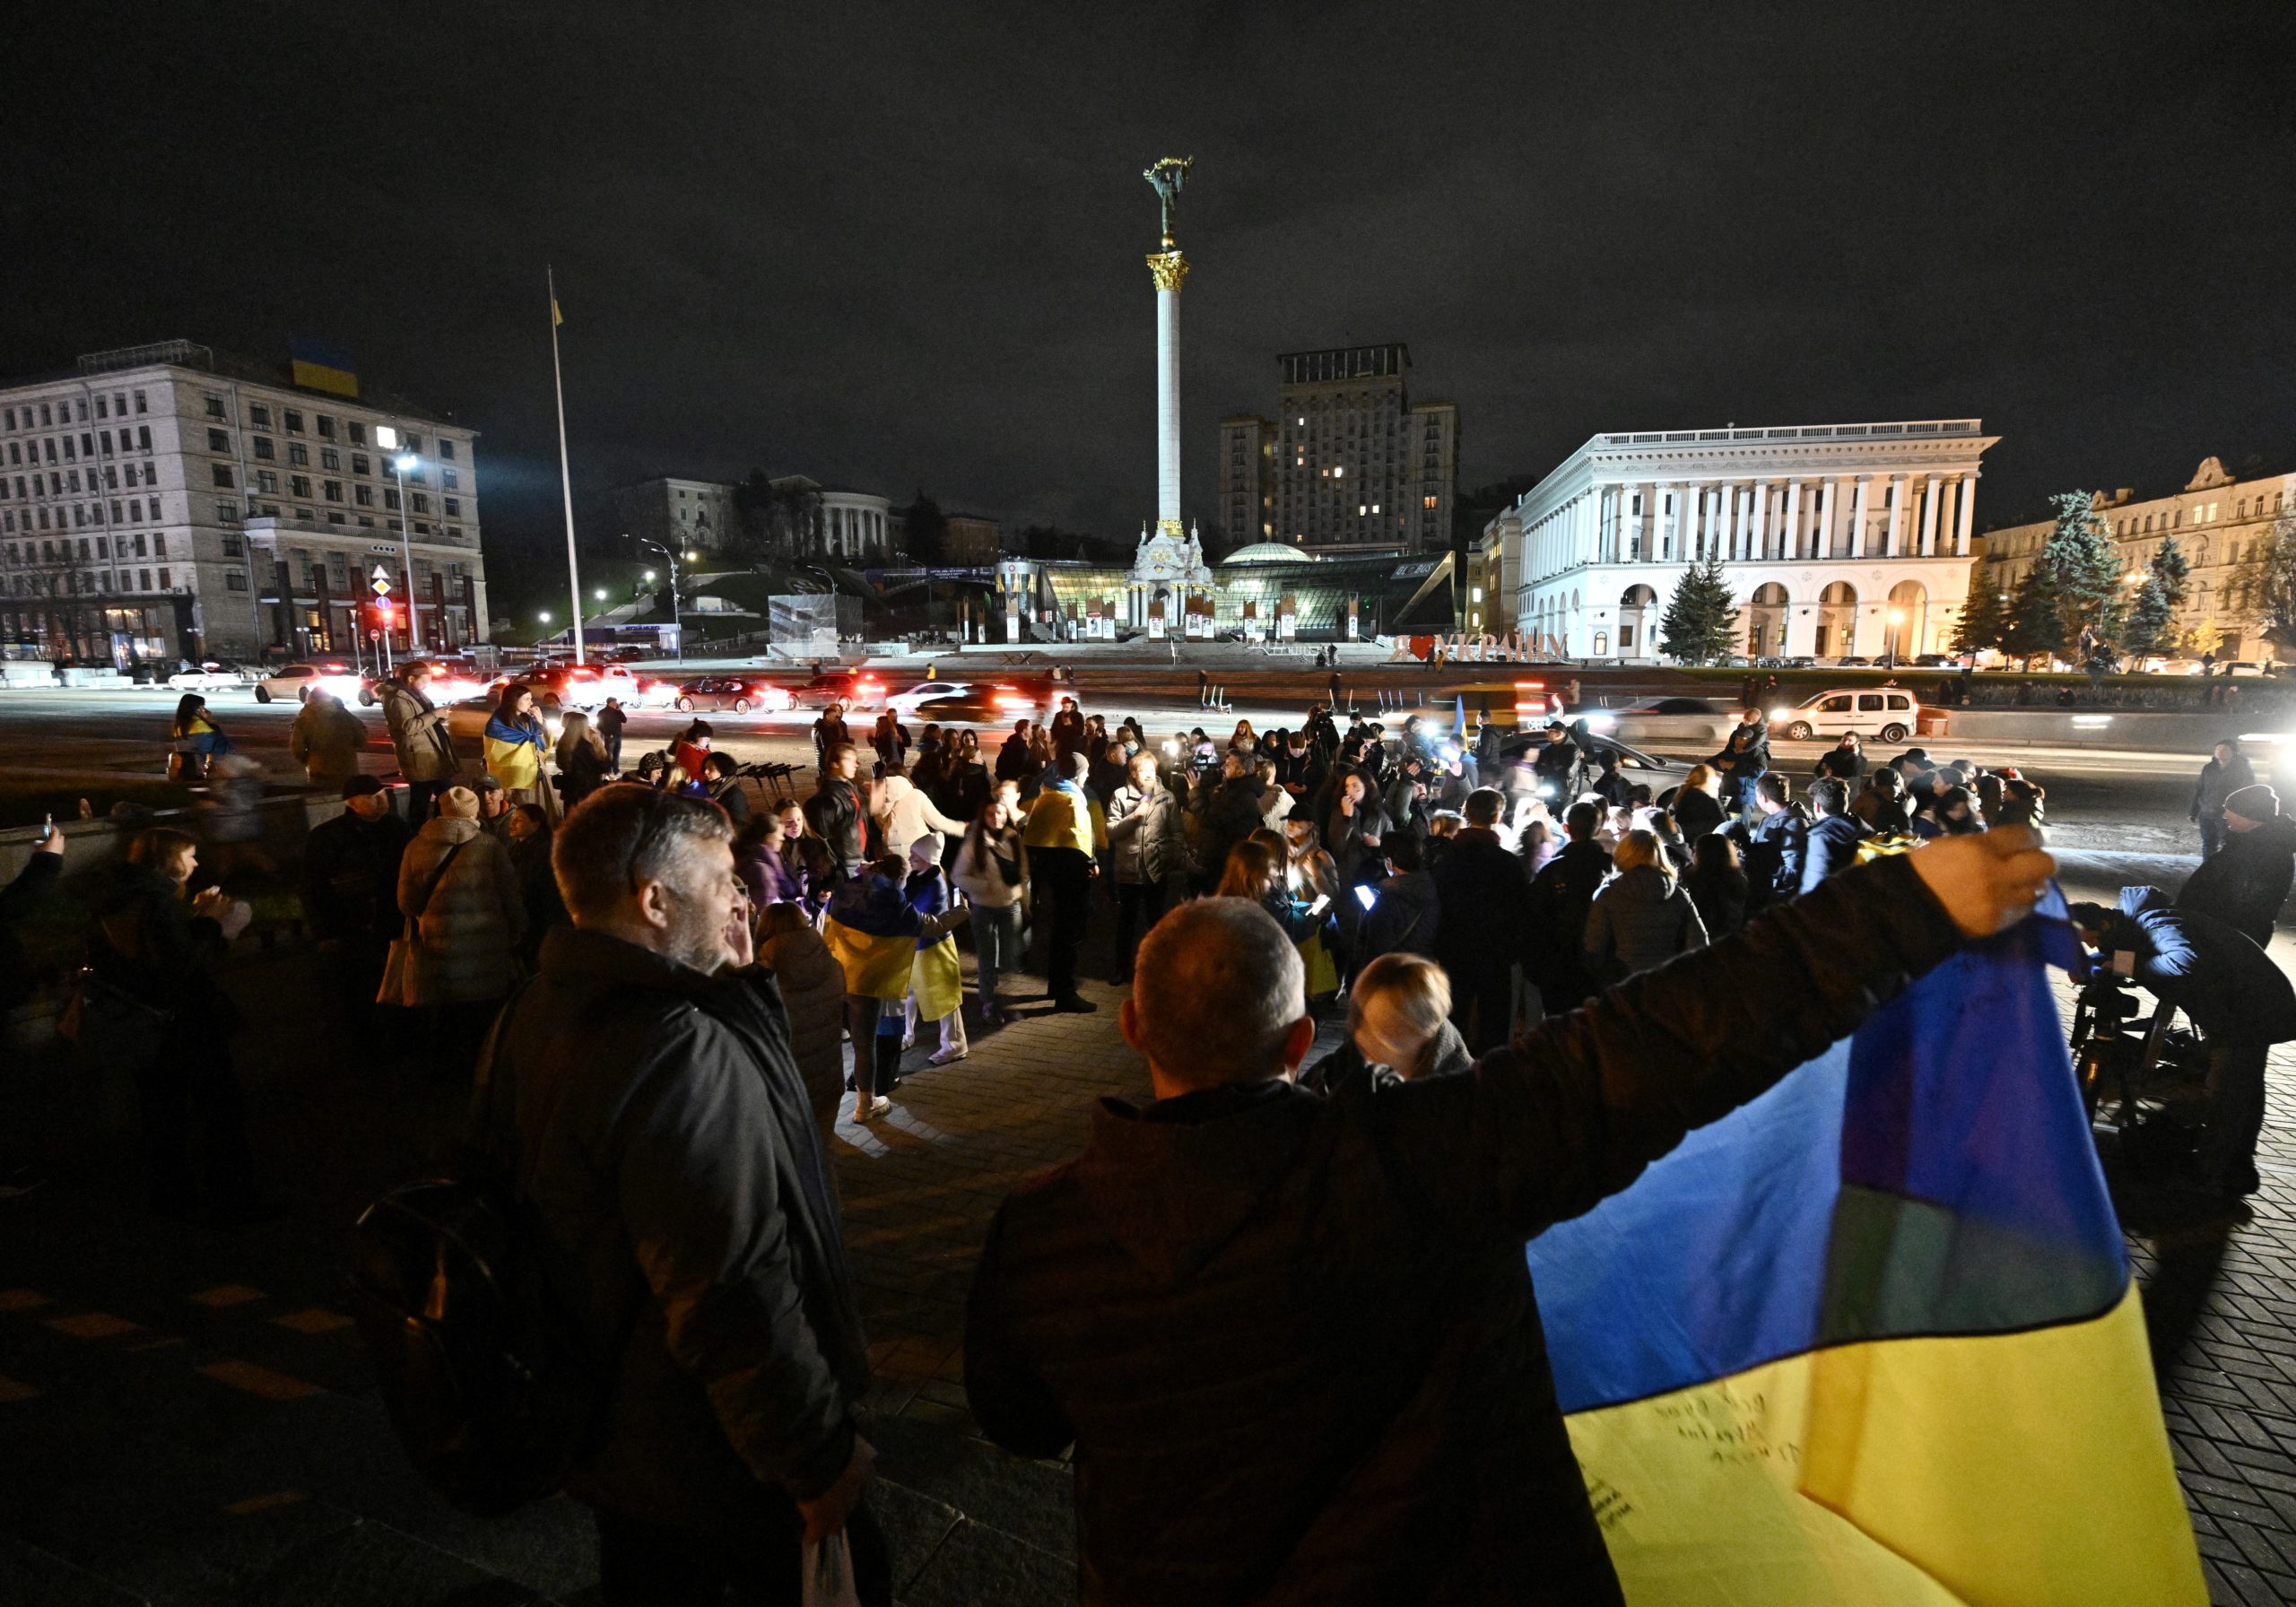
[
  {"x1": 1583, "y1": 828, "x2": 1709, "y2": 984},
  {"x1": 483, "y1": 682, "x2": 559, "y2": 822},
  {"x1": 1683, "y1": 832, "x2": 1749, "y2": 940},
  {"x1": 554, "y1": 709, "x2": 612, "y2": 809},
  {"x1": 871, "y1": 710, "x2": 911, "y2": 776},
  {"x1": 1670, "y1": 763, "x2": 1727, "y2": 844},
  {"x1": 1230, "y1": 718, "x2": 1258, "y2": 757},
  {"x1": 168, "y1": 693, "x2": 230, "y2": 782},
  {"x1": 952, "y1": 784, "x2": 1030, "y2": 1025}
]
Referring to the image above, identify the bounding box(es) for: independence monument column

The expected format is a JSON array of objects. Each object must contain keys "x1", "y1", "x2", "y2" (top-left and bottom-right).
[{"x1": 1145, "y1": 157, "x2": 1192, "y2": 539}]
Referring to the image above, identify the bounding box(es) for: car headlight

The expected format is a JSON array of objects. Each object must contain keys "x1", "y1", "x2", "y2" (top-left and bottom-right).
[{"x1": 1767, "y1": 708, "x2": 1789, "y2": 722}]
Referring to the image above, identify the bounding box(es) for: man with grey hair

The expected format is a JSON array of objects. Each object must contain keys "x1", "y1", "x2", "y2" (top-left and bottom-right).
[
  {"x1": 966, "y1": 830, "x2": 2057, "y2": 1603},
  {"x1": 474, "y1": 783, "x2": 887, "y2": 1603}
]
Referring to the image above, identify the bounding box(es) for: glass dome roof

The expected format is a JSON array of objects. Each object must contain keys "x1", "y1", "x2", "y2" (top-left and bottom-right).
[{"x1": 1219, "y1": 542, "x2": 1316, "y2": 566}]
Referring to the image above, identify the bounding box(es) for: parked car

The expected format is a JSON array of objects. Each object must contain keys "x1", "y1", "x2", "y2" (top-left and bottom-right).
[
  {"x1": 1574, "y1": 696, "x2": 1741, "y2": 747},
  {"x1": 665, "y1": 675, "x2": 793, "y2": 714},
  {"x1": 167, "y1": 662, "x2": 252, "y2": 691},
  {"x1": 1910, "y1": 653, "x2": 1956, "y2": 667},
  {"x1": 1834, "y1": 656, "x2": 1874, "y2": 668},
  {"x1": 1768, "y1": 687, "x2": 1919, "y2": 743}
]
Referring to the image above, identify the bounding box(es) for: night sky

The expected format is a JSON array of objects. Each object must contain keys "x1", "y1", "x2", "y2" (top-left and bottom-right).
[{"x1": 6, "y1": 2, "x2": 2293, "y2": 602}]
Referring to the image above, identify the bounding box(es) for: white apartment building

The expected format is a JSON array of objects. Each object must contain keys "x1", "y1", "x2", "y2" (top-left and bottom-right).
[
  {"x1": 1983, "y1": 456, "x2": 2296, "y2": 661},
  {"x1": 1506, "y1": 420, "x2": 1996, "y2": 661},
  {"x1": 0, "y1": 341, "x2": 489, "y2": 665}
]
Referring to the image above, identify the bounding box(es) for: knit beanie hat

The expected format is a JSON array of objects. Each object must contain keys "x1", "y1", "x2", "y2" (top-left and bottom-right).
[{"x1": 2225, "y1": 784, "x2": 2281, "y2": 823}]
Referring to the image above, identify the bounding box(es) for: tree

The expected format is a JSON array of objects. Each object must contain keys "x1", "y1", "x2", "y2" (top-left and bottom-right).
[
  {"x1": 1658, "y1": 553, "x2": 1739, "y2": 665},
  {"x1": 2150, "y1": 533, "x2": 2190, "y2": 610},
  {"x1": 2035, "y1": 491, "x2": 2122, "y2": 649},
  {"x1": 730, "y1": 469, "x2": 778, "y2": 560},
  {"x1": 902, "y1": 491, "x2": 949, "y2": 565},
  {"x1": 2000, "y1": 559, "x2": 2066, "y2": 662},
  {"x1": 1951, "y1": 559, "x2": 2009, "y2": 654},
  {"x1": 2235, "y1": 514, "x2": 2296, "y2": 656},
  {"x1": 2120, "y1": 576, "x2": 2173, "y2": 659}
]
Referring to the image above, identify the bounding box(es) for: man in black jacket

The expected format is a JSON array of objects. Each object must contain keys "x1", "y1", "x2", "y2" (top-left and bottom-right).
[
  {"x1": 475, "y1": 785, "x2": 886, "y2": 1604},
  {"x1": 300, "y1": 776, "x2": 412, "y2": 1034},
  {"x1": 1432, "y1": 786, "x2": 1531, "y2": 1050},
  {"x1": 967, "y1": 832, "x2": 2052, "y2": 1604},
  {"x1": 1800, "y1": 777, "x2": 1870, "y2": 893},
  {"x1": 1196, "y1": 752, "x2": 1266, "y2": 891},
  {"x1": 803, "y1": 742, "x2": 874, "y2": 880},
  {"x1": 2191, "y1": 739, "x2": 2257, "y2": 860},
  {"x1": 1523, "y1": 800, "x2": 1610, "y2": 1015},
  {"x1": 1731, "y1": 773, "x2": 1809, "y2": 910},
  {"x1": 2179, "y1": 783, "x2": 2295, "y2": 947},
  {"x1": 2072, "y1": 887, "x2": 2296, "y2": 1202}
]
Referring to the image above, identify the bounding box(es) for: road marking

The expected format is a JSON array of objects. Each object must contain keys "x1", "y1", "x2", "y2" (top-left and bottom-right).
[
  {"x1": 222, "y1": 1491, "x2": 307, "y2": 1516},
  {"x1": 44, "y1": 1312, "x2": 139, "y2": 1340},
  {"x1": 0, "y1": 1290, "x2": 49, "y2": 1312},
  {"x1": 189, "y1": 1284, "x2": 265, "y2": 1307},
  {"x1": 197, "y1": 1360, "x2": 319, "y2": 1401},
  {"x1": 270, "y1": 1308, "x2": 352, "y2": 1335},
  {"x1": 0, "y1": 1376, "x2": 38, "y2": 1402}
]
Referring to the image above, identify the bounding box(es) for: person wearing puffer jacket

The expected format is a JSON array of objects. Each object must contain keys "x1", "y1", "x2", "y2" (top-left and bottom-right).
[
  {"x1": 873, "y1": 761, "x2": 967, "y2": 862},
  {"x1": 1106, "y1": 752, "x2": 1182, "y2": 983},
  {"x1": 755, "y1": 899, "x2": 849, "y2": 1138},
  {"x1": 288, "y1": 689, "x2": 368, "y2": 788},
  {"x1": 391, "y1": 784, "x2": 526, "y2": 1077},
  {"x1": 1583, "y1": 828, "x2": 1708, "y2": 984}
]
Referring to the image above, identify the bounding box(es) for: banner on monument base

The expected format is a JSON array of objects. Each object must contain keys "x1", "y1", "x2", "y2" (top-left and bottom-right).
[{"x1": 1525, "y1": 891, "x2": 2203, "y2": 1606}]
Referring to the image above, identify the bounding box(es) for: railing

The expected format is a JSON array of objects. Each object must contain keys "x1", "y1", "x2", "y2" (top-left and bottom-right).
[{"x1": 1596, "y1": 421, "x2": 1982, "y2": 447}]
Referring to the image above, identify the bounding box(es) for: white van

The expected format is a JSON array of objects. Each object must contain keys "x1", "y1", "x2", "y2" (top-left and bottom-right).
[{"x1": 1770, "y1": 687, "x2": 1919, "y2": 743}]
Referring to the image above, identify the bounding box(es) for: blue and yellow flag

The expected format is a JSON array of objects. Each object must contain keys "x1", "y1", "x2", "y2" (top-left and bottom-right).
[
  {"x1": 823, "y1": 878, "x2": 921, "y2": 1002},
  {"x1": 1526, "y1": 891, "x2": 2205, "y2": 1604}
]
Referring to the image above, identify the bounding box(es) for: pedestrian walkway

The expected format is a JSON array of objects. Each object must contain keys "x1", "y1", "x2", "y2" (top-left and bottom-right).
[{"x1": 4, "y1": 916, "x2": 2296, "y2": 1603}]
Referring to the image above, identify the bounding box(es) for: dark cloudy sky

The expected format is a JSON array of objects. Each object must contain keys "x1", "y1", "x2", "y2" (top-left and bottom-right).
[{"x1": 5, "y1": 1, "x2": 2292, "y2": 595}]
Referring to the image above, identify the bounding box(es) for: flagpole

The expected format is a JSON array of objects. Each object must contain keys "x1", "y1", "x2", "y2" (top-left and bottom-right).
[{"x1": 548, "y1": 265, "x2": 586, "y2": 665}]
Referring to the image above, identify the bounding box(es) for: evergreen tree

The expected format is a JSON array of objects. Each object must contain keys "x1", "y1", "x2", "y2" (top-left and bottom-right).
[
  {"x1": 1950, "y1": 559, "x2": 2008, "y2": 654},
  {"x1": 2120, "y1": 577, "x2": 2172, "y2": 659},
  {"x1": 2236, "y1": 515, "x2": 2296, "y2": 656},
  {"x1": 2037, "y1": 491, "x2": 2122, "y2": 648},
  {"x1": 1658, "y1": 554, "x2": 1740, "y2": 665},
  {"x1": 2001, "y1": 559, "x2": 2066, "y2": 661},
  {"x1": 2150, "y1": 534, "x2": 2190, "y2": 610},
  {"x1": 902, "y1": 491, "x2": 949, "y2": 564}
]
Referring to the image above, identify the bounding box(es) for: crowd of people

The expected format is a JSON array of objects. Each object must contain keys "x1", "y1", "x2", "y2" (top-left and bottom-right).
[{"x1": 12, "y1": 665, "x2": 2292, "y2": 1602}]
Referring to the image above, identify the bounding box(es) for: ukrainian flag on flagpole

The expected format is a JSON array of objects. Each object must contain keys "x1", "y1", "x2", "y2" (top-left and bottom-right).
[{"x1": 1526, "y1": 890, "x2": 2205, "y2": 1604}]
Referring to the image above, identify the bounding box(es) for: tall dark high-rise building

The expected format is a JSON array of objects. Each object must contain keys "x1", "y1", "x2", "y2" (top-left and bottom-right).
[{"x1": 1218, "y1": 343, "x2": 1457, "y2": 558}]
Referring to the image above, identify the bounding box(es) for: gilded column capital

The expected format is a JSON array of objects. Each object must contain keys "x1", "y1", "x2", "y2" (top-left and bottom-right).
[{"x1": 1146, "y1": 249, "x2": 1189, "y2": 292}]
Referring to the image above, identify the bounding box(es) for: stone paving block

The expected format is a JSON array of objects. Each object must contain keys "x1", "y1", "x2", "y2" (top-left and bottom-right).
[
  {"x1": 0, "y1": 1533, "x2": 146, "y2": 1605},
  {"x1": 237, "y1": 1518, "x2": 536, "y2": 1607},
  {"x1": 901, "y1": 1517, "x2": 1073, "y2": 1607}
]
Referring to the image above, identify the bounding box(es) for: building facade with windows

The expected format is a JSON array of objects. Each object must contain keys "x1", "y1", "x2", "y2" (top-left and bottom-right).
[
  {"x1": 1980, "y1": 456, "x2": 2296, "y2": 661},
  {"x1": 1504, "y1": 419, "x2": 1996, "y2": 662},
  {"x1": 0, "y1": 340, "x2": 488, "y2": 666},
  {"x1": 610, "y1": 476, "x2": 736, "y2": 557},
  {"x1": 1217, "y1": 344, "x2": 1458, "y2": 558}
]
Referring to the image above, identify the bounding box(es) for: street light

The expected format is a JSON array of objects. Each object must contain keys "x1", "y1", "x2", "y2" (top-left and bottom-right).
[
  {"x1": 372, "y1": 434, "x2": 425, "y2": 656},
  {"x1": 538, "y1": 610, "x2": 552, "y2": 623},
  {"x1": 629, "y1": 534, "x2": 684, "y2": 662},
  {"x1": 1886, "y1": 606, "x2": 1907, "y2": 669}
]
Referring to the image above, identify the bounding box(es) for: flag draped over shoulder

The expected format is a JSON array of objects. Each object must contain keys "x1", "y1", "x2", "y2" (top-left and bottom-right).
[
  {"x1": 823, "y1": 883, "x2": 920, "y2": 1002},
  {"x1": 1526, "y1": 890, "x2": 2205, "y2": 1605}
]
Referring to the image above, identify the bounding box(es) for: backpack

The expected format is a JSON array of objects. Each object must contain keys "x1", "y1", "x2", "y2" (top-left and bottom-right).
[{"x1": 344, "y1": 986, "x2": 618, "y2": 1517}]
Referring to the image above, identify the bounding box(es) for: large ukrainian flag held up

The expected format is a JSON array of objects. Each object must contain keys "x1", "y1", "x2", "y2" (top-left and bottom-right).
[{"x1": 1526, "y1": 892, "x2": 2205, "y2": 1604}]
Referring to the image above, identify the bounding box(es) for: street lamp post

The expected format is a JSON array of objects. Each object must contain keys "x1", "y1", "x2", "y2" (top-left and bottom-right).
[
  {"x1": 376, "y1": 426, "x2": 423, "y2": 657},
  {"x1": 1886, "y1": 607, "x2": 1906, "y2": 669},
  {"x1": 630, "y1": 535, "x2": 683, "y2": 661}
]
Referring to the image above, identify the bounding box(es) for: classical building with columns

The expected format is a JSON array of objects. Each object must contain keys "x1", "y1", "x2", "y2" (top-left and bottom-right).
[{"x1": 1503, "y1": 419, "x2": 1996, "y2": 662}]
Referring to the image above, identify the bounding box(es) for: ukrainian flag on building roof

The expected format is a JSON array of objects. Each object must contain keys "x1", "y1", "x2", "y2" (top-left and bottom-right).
[{"x1": 1526, "y1": 890, "x2": 2205, "y2": 1604}]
